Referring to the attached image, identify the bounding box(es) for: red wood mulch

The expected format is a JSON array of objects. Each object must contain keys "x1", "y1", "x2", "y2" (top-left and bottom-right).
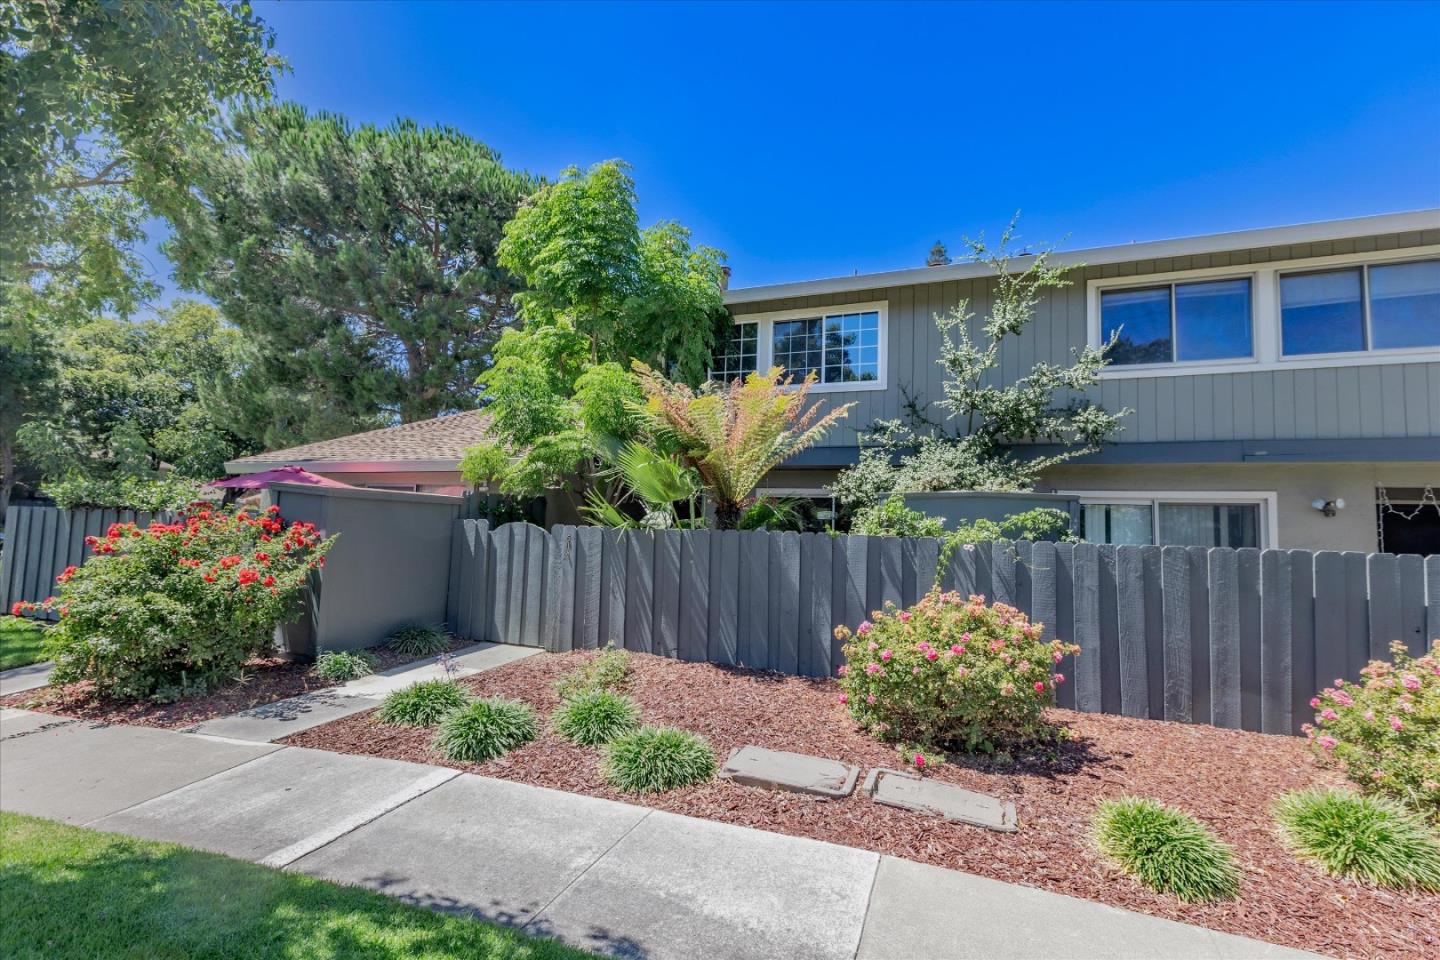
[
  {"x1": 0, "y1": 640, "x2": 469, "y2": 730},
  {"x1": 280, "y1": 649, "x2": 1439, "y2": 959}
]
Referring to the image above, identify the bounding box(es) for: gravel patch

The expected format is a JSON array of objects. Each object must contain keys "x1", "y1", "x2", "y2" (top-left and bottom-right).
[{"x1": 279, "y1": 649, "x2": 1439, "y2": 959}]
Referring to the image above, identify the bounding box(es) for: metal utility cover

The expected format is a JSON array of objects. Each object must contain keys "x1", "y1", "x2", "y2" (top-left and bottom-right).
[{"x1": 719, "y1": 746, "x2": 860, "y2": 799}]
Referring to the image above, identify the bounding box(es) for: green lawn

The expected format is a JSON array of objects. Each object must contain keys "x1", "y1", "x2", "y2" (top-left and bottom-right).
[
  {"x1": 0, "y1": 616, "x2": 49, "y2": 671},
  {"x1": 0, "y1": 813, "x2": 591, "y2": 960}
]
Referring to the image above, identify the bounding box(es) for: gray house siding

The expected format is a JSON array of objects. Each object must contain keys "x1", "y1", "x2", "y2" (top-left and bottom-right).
[{"x1": 729, "y1": 229, "x2": 1440, "y2": 451}]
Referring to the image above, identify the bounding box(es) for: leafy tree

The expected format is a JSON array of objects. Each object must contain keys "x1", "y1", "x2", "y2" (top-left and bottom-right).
[
  {"x1": 634, "y1": 364, "x2": 853, "y2": 530},
  {"x1": 167, "y1": 102, "x2": 536, "y2": 434},
  {"x1": 1, "y1": 0, "x2": 277, "y2": 291},
  {"x1": 0, "y1": 301, "x2": 58, "y2": 516},
  {"x1": 16, "y1": 301, "x2": 252, "y2": 485},
  {"x1": 497, "y1": 160, "x2": 729, "y2": 382},
  {"x1": 833, "y1": 220, "x2": 1128, "y2": 509}
]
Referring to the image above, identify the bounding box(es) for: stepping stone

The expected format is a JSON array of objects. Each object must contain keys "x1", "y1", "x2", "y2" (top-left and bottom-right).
[
  {"x1": 718, "y1": 745, "x2": 860, "y2": 799},
  {"x1": 864, "y1": 768, "x2": 1017, "y2": 832}
]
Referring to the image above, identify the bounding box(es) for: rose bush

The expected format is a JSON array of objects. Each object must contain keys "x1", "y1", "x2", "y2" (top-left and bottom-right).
[
  {"x1": 834, "y1": 589, "x2": 1079, "y2": 755},
  {"x1": 1304, "y1": 640, "x2": 1439, "y2": 820},
  {"x1": 11, "y1": 505, "x2": 335, "y2": 701}
]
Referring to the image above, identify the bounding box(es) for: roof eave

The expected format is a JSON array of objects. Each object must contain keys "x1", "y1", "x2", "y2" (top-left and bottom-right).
[
  {"x1": 223, "y1": 458, "x2": 463, "y2": 475},
  {"x1": 723, "y1": 209, "x2": 1440, "y2": 306}
]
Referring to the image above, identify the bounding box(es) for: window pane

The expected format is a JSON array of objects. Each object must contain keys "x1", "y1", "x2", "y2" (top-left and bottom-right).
[
  {"x1": 1083, "y1": 504, "x2": 1153, "y2": 544},
  {"x1": 1175, "y1": 278, "x2": 1251, "y2": 361},
  {"x1": 708, "y1": 321, "x2": 758, "y2": 383},
  {"x1": 1369, "y1": 259, "x2": 1440, "y2": 350},
  {"x1": 773, "y1": 318, "x2": 822, "y2": 379},
  {"x1": 1281, "y1": 268, "x2": 1365, "y2": 355},
  {"x1": 818, "y1": 310, "x2": 879, "y2": 382},
  {"x1": 1101, "y1": 287, "x2": 1171, "y2": 365},
  {"x1": 1158, "y1": 503, "x2": 1259, "y2": 548}
]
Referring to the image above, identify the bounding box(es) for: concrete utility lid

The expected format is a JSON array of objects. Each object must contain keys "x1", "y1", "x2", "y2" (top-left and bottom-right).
[
  {"x1": 864, "y1": 768, "x2": 1017, "y2": 833},
  {"x1": 718, "y1": 746, "x2": 861, "y2": 799}
]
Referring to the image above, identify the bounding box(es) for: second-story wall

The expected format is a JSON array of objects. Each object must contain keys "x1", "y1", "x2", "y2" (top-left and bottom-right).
[{"x1": 727, "y1": 227, "x2": 1440, "y2": 451}]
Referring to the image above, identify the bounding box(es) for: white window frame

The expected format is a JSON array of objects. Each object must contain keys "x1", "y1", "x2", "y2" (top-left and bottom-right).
[
  {"x1": 727, "y1": 300, "x2": 888, "y2": 393},
  {"x1": 1061, "y1": 489, "x2": 1279, "y2": 549},
  {"x1": 1087, "y1": 246, "x2": 1440, "y2": 379}
]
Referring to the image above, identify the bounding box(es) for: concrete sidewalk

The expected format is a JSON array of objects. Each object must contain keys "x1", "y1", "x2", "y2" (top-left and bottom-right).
[
  {"x1": 0, "y1": 660, "x2": 53, "y2": 696},
  {"x1": 0, "y1": 709, "x2": 1320, "y2": 960}
]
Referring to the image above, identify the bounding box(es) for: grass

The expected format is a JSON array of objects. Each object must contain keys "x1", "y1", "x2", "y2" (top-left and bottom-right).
[
  {"x1": 434, "y1": 697, "x2": 539, "y2": 763},
  {"x1": 1273, "y1": 788, "x2": 1440, "y2": 891},
  {"x1": 602, "y1": 725, "x2": 715, "y2": 794},
  {"x1": 312, "y1": 650, "x2": 377, "y2": 682},
  {"x1": 0, "y1": 812, "x2": 589, "y2": 960},
  {"x1": 553, "y1": 689, "x2": 640, "y2": 746},
  {"x1": 553, "y1": 644, "x2": 631, "y2": 701},
  {"x1": 0, "y1": 616, "x2": 48, "y2": 671},
  {"x1": 1092, "y1": 797, "x2": 1241, "y2": 903},
  {"x1": 376, "y1": 679, "x2": 470, "y2": 727},
  {"x1": 385, "y1": 623, "x2": 451, "y2": 658}
]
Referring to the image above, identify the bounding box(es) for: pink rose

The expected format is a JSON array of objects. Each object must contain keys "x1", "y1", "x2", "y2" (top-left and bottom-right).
[
  {"x1": 880, "y1": 649, "x2": 892, "y2": 662},
  {"x1": 1402, "y1": 674, "x2": 1421, "y2": 691},
  {"x1": 838, "y1": 694, "x2": 849, "y2": 705},
  {"x1": 865, "y1": 663, "x2": 882, "y2": 675},
  {"x1": 1363, "y1": 710, "x2": 1375, "y2": 722},
  {"x1": 1034, "y1": 681, "x2": 1046, "y2": 693},
  {"x1": 865, "y1": 694, "x2": 876, "y2": 705},
  {"x1": 950, "y1": 645, "x2": 963, "y2": 656},
  {"x1": 897, "y1": 611, "x2": 912, "y2": 623},
  {"x1": 1052, "y1": 673, "x2": 1065, "y2": 684},
  {"x1": 913, "y1": 754, "x2": 925, "y2": 769},
  {"x1": 1320, "y1": 708, "x2": 1338, "y2": 721},
  {"x1": 836, "y1": 664, "x2": 849, "y2": 677},
  {"x1": 857, "y1": 621, "x2": 873, "y2": 636},
  {"x1": 1317, "y1": 735, "x2": 1337, "y2": 750},
  {"x1": 925, "y1": 650, "x2": 939, "y2": 662},
  {"x1": 1388, "y1": 715, "x2": 1404, "y2": 731},
  {"x1": 1052, "y1": 651, "x2": 1063, "y2": 663},
  {"x1": 1309, "y1": 697, "x2": 1320, "y2": 708}
]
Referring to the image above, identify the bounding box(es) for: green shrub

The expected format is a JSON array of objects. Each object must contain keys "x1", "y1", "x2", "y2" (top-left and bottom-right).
[
  {"x1": 1273, "y1": 788, "x2": 1440, "y2": 891},
  {"x1": 1304, "y1": 640, "x2": 1439, "y2": 820},
  {"x1": 602, "y1": 725, "x2": 715, "y2": 793},
  {"x1": 434, "y1": 697, "x2": 539, "y2": 763},
  {"x1": 554, "y1": 644, "x2": 632, "y2": 701},
  {"x1": 42, "y1": 474, "x2": 206, "y2": 512},
  {"x1": 376, "y1": 680, "x2": 469, "y2": 727},
  {"x1": 851, "y1": 496, "x2": 945, "y2": 538},
  {"x1": 385, "y1": 623, "x2": 451, "y2": 657},
  {"x1": 312, "y1": 650, "x2": 377, "y2": 681},
  {"x1": 553, "y1": 688, "x2": 640, "y2": 746},
  {"x1": 13, "y1": 505, "x2": 334, "y2": 701},
  {"x1": 1092, "y1": 797, "x2": 1240, "y2": 903},
  {"x1": 835, "y1": 589, "x2": 1080, "y2": 754}
]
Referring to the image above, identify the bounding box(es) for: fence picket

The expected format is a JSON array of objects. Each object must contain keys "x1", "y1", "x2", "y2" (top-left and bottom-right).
[
  {"x1": 709, "y1": 530, "x2": 740, "y2": 666},
  {"x1": 1367, "y1": 553, "x2": 1400, "y2": 661},
  {"x1": 739, "y1": 531, "x2": 770, "y2": 669},
  {"x1": 1161, "y1": 546, "x2": 1192, "y2": 723},
  {"x1": 1071, "y1": 543, "x2": 1102, "y2": 713},
  {"x1": 623, "y1": 531, "x2": 655, "y2": 655},
  {"x1": 1208, "y1": 549, "x2": 1241, "y2": 728},
  {"x1": 1051, "y1": 542, "x2": 1076, "y2": 710},
  {"x1": 800, "y1": 533, "x2": 834, "y2": 678},
  {"x1": 1260, "y1": 549, "x2": 1293, "y2": 735},
  {"x1": 769, "y1": 532, "x2": 801, "y2": 675},
  {"x1": 601, "y1": 528, "x2": 627, "y2": 648},
  {"x1": 1115, "y1": 546, "x2": 1148, "y2": 718},
  {"x1": 1397, "y1": 554, "x2": 1426, "y2": 657},
  {"x1": 678, "y1": 529, "x2": 709, "y2": 662},
  {"x1": 1237, "y1": 548, "x2": 1262, "y2": 731},
  {"x1": 575, "y1": 526, "x2": 602, "y2": 649}
]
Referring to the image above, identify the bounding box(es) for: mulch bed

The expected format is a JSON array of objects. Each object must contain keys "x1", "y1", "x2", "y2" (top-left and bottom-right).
[
  {"x1": 281, "y1": 649, "x2": 1438, "y2": 959},
  {"x1": 0, "y1": 638, "x2": 470, "y2": 730}
]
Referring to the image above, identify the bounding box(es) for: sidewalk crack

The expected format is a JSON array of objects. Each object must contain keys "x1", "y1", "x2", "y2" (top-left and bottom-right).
[{"x1": 523, "y1": 808, "x2": 653, "y2": 932}]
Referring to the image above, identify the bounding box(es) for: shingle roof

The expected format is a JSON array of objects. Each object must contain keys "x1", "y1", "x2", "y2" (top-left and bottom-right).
[{"x1": 225, "y1": 410, "x2": 493, "y2": 472}]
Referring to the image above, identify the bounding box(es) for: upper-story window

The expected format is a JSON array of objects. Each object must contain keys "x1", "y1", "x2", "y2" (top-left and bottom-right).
[
  {"x1": 1101, "y1": 278, "x2": 1252, "y2": 365},
  {"x1": 1088, "y1": 247, "x2": 1440, "y2": 378},
  {"x1": 772, "y1": 310, "x2": 880, "y2": 384},
  {"x1": 1280, "y1": 258, "x2": 1440, "y2": 356},
  {"x1": 709, "y1": 320, "x2": 759, "y2": 383},
  {"x1": 722, "y1": 301, "x2": 888, "y2": 392}
]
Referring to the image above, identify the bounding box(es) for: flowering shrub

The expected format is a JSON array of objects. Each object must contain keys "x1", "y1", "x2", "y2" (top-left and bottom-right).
[
  {"x1": 834, "y1": 589, "x2": 1080, "y2": 754},
  {"x1": 1304, "y1": 640, "x2": 1440, "y2": 820},
  {"x1": 11, "y1": 505, "x2": 334, "y2": 701}
]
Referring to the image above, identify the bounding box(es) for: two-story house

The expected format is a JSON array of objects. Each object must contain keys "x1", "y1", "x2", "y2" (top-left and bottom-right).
[
  {"x1": 729, "y1": 210, "x2": 1440, "y2": 554},
  {"x1": 225, "y1": 210, "x2": 1438, "y2": 554}
]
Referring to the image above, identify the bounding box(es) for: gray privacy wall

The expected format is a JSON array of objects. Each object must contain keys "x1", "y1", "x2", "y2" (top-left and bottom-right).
[
  {"x1": 448, "y1": 521, "x2": 1440, "y2": 735},
  {"x1": 270, "y1": 483, "x2": 461, "y2": 655},
  {"x1": 1, "y1": 506, "x2": 176, "y2": 621}
]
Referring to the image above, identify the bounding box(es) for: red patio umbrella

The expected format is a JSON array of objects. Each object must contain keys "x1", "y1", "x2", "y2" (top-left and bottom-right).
[{"x1": 208, "y1": 465, "x2": 354, "y2": 490}]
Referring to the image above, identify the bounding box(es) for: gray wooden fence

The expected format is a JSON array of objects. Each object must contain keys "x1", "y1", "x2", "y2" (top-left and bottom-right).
[
  {"x1": 447, "y1": 521, "x2": 1440, "y2": 735},
  {"x1": 0, "y1": 506, "x2": 175, "y2": 622}
]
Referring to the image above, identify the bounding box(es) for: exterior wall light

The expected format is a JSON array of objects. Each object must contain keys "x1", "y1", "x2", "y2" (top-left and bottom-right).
[{"x1": 1311, "y1": 498, "x2": 1345, "y2": 517}]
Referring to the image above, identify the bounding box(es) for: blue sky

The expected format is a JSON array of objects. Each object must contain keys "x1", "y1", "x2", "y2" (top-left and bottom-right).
[{"x1": 141, "y1": 0, "x2": 1440, "y2": 302}]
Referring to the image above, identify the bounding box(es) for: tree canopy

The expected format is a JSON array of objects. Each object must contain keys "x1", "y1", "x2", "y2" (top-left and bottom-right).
[{"x1": 166, "y1": 102, "x2": 537, "y2": 437}]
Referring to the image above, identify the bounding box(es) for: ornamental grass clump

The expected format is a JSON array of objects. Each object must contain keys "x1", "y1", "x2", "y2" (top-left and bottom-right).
[
  {"x1": 385, "y1": 624, "x2": 451, "y2": 658},
  {"x1": 602, "y1": 725, "x2": 715, "y2": 793},
  {"x1": 553, "y1": 644, "x2": 632, "y2": 701},
  {"x1": 1092, "y1": 797, "x2": 1240, "y2": 903},
  {"x1": 312, "y1": 650, "x2": 377, "y2": 681},
  {"x1": 1273, "y1": 788, "x2": 1440, "y2": 891},
  {"x1": 553, "y1": 688, "x2": 640, "y2": 746},
  {"x1": 434, "y1": 697, "x2": 539, "y2": 763},
  {"x1": 11, "y1": 505, "x2": 334, "y2": 702},
  {"x1": 1304, "y1": 641, "x2": 1439, "y2": 820},
  {"x1": 834, "y1": 589, "x2": 1079, "y2": 754},
  {"x1": 376, "y1": 679, "x2": 469, "y2": 727}
]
